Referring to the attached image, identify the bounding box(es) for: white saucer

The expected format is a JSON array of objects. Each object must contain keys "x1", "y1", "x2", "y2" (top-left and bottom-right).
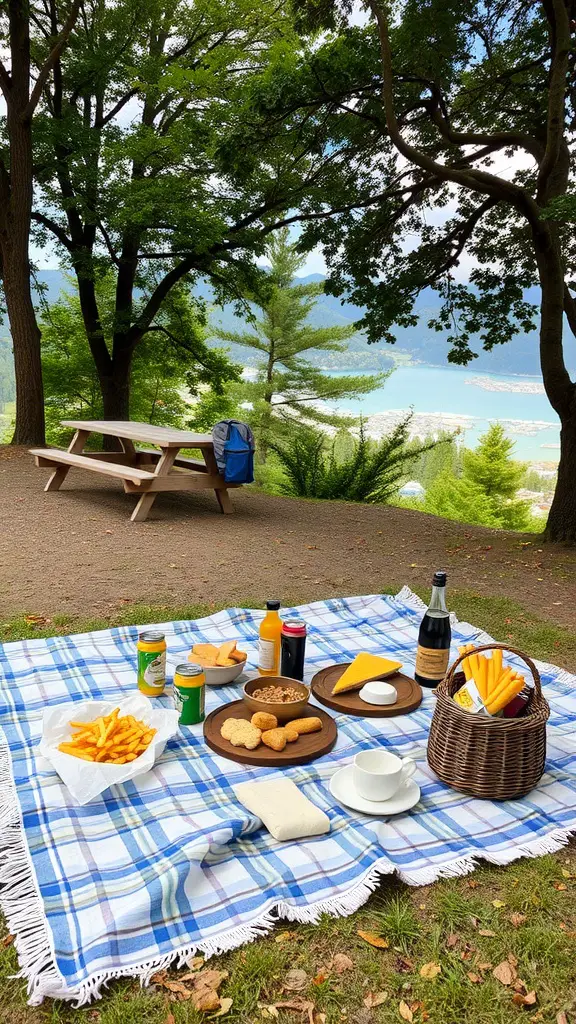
[{"x1": 330, "y1": 764, "x2": 421, "y2": 816}]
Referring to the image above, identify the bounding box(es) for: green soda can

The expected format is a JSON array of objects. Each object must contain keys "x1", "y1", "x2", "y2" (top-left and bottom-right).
[{"x1": 173, "y1": 663, "x2": 205, "y2": 725}]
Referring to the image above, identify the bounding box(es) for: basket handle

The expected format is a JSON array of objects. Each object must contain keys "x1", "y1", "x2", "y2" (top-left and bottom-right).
[{"x1": 444, "y1": 642, "x2": 542, "y2": 698}]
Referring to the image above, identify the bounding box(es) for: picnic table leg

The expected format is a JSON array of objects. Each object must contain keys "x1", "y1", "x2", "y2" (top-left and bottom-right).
[
  {"x1": 202, "y1": 448, "x2": 233, "y2": 513},
  {"x1": 130, "y1": 447, "x2": 178, "y2": 522},
  {"x1": 45, "y1": 429, "x2": 91, "y2": 491}
]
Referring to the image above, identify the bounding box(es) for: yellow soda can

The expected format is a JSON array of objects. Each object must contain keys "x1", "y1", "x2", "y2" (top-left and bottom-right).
[
  {"x1": 173, "y1": 663, "x2": 205, "y2": 725},
  {"x1": 137, "y1": 631, "x2": 167, "y2": 696}
]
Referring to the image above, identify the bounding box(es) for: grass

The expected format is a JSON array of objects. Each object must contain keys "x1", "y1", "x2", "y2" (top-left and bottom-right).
[{"x1": 1, "y1": 589, "x2": 575, "y2": 1022}]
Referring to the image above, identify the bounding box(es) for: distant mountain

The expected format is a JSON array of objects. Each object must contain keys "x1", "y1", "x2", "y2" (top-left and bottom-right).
[{"x1": 1, "y1": 268, "x2": 565, "y2": 379}]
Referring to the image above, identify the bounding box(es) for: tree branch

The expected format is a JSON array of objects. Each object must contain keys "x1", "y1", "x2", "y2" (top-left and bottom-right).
[
  {"x1": 30, "y1": 211, "x2": 74, "y2": 251},
  {"x1": 563, "y1": 283, "x2": 576, "y2": 340},
  {"x1": 94, "y1": 87, "x2": 141, "y2": 129},
  {"x1": 537, "y1": 0, "x2": 572, "y2": 202},
  {"x1": 22, "y1": 0, "x2": 81, "y2": 121}
]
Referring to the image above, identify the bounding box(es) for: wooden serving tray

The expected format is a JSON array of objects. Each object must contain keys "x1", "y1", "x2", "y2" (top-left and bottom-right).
[
  {"x1": 311, "y1": 664, "x2": 423, "y2": 718},
  {"x1": 204, "y1": 700, "x2": 337, "y2": 766}
]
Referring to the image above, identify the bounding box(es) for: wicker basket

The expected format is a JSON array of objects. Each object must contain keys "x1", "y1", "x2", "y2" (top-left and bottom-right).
[{"x1": 427, "y1": 643, "x2": 550, "y2": 800}]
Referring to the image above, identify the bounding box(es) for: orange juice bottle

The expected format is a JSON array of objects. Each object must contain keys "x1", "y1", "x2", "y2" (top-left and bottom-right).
[{"x1": 258, "y1": 600, "x2": 282, "y2": 675}]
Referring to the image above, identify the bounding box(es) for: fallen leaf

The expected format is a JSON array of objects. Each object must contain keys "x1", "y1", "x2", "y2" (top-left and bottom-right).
[
  {"x1": 477, "y1": 962, "x2": 493, "y2": 972},
  {"x1": 165, "y1": 1015, "x2": 175, "y2": 1024},
  {"x1": 332, "y1": 953, "x2": 354, "y2": 974},
  {"x1": 554, "y1": 882, "x2": 567, "y2": 891},
  {"x1": 273, "y1": 1000, "x2": 315, "y2": 1024},
  {"x1": 446, "y1": 933, "x2": 459, "y2": 948},
  {"x1": 513, "y1": 991, "x2": 537, "y2": 1008},
  {"x1": 190, "y1": 968, "x2": 228, "y2": 1012},
  {"x1": 275, "y1": 931, "x2": 296, "y2": 944},
  {"x1": 509, "y1": 913, "x2": 527, "y2": 928},
  {"x1": 24, "y1": 614, "x2": 51, "y2": 627},
  {"x1": 363, "y1": 991, "x2": 388, "y2": 1008},
  {"x1": 284, "y1": 969, "x2": 309, "y2": 991},
  {"x1": 357, "y1": 930, "x2": 389, "y2": 949},
  {"x1": 214, "y1": 997, "x2": 233, "y2": 1017},
  {"x1": 466, "y1": 879, "x2": 479, "y2": 889},
  {"x1": 467, "y1": 973, "x2": 482, "y2": 984},
  {"x1": 164, "y1": 981, "x2": 193, "y2": 1000},
  {"x1": 493, "y1": 961, "x2": 517, "y2": 986},
  {"x1": 419, "y1": 962, "x2": 441, "y2": 980},
  {"x1": 556, "y1": 1013, "x2": 569, "y2": 1024},
  {"x1": 186, "y1": 955, "x2": 205, "y2": 970},
  {"x1": 263, "y1": 1007, "x2": 279, "y2": 1019},
  {"x1": 561, "y1": 868, "x2": 573, "y2": 879},
  {"x1": 312, "y1": 974, "x2": 325, "y2": 986},
  {"x1": 395, "y1": 956, "x2": 414, "y2": 973},
  {"x1": 492, "y1": 900, "x2": 506, "y2": 909},
  {"x1": 0, "y1": 935, "x2": 13, "y2": 947},
  {"x1": 507, "y1": 953, "x2": 519, "y2": 968},
  {"x1": 398, "y1": 1000, "x2": 413, "y2": 1022},
  {"x1": 313, "y1": 1014, "x2": 326, "y2": 1024},
  {"x1": 478, "y1": 929, "x2": 496, "y2": 937}
]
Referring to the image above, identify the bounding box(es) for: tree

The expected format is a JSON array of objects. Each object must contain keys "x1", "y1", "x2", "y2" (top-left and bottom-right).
[
  {"x1": 0, "y1": 0, "x2": 80, "y2": 443},
  {"x1": 211, "y1": 229, "x2": 387, "y2": 459},
  {"x1": 40, "y1": 275, "x2": 233, "y2": 444},
  {"x1": 270, "y1": 416, "x2": 437, "y2": 501},
  {"x1": 279, "y1": 0, "x2": 576, "y2": 541},
  {"x1": 29, "y1": 0, "x2": 355, "y2": 431},
  {"x1": 425, "y1": 424, "x2": 530, "y2": 529}
]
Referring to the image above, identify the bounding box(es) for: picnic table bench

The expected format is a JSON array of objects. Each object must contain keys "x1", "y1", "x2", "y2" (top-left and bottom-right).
[{"x1": 30, "y1": 419, "x2": 238, "y2": 522}]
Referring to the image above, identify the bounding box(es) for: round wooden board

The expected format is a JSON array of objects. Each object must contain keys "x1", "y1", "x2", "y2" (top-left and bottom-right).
[
  {"x1": 204, "y1": 700, "x2": 337, "y2": 766},
  {"x1": 311, "y1": 664, "x2": 423, "y2": 718}
]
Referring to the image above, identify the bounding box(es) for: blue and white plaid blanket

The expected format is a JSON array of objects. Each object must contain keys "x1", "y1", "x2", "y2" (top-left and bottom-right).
[{"x1": 1, "y1": 589, "x2": 575, "y2": 1005}]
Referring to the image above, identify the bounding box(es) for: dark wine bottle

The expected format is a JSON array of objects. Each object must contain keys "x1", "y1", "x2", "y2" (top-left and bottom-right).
[{"x1": 414, "y1": 571, "x2": 451, "y2": 688}]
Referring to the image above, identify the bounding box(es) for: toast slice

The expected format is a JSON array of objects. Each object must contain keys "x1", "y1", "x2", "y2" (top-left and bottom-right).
[{"x1": 216, "y1": 640, "x2": 238, "y2": 666}]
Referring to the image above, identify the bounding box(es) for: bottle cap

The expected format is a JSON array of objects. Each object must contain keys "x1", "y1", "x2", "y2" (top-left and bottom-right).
[
  {"x1": 266, "y1": 600, "x2": 281, "y2": 611},
  {"x1": 281, "y1": 619, "x2": 307, "y2": 637},
  {"x1": 432, "y1": 571, "x2": 447, "y2": 587}
]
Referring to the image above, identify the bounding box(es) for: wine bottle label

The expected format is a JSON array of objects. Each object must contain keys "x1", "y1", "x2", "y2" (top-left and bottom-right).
[{"x1": 415, "y1": 645, "x2": 450, "y2": 680}]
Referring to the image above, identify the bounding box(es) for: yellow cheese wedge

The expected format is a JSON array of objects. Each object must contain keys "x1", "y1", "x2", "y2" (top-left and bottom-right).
[{"x1": 332, "y1": 653, "x2": 403, "y2": 695}]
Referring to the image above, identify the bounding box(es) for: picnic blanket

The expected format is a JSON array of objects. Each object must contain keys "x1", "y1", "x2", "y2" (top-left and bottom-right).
[{"x1": 1, "y1": 588, "x2": 575, "y2": 1006}]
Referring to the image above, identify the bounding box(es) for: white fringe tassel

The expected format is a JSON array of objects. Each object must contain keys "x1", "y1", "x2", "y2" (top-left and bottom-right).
[{"x1": 1, "y1": 587, "x2": 575, "y2": 1006}]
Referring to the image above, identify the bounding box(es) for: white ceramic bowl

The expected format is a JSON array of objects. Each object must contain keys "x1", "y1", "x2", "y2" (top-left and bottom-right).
[{"x1": 187, "y1": 657, "x2": 246, "y2": 687}]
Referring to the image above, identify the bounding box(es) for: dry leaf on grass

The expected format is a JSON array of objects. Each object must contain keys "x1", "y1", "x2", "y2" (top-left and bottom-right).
[
  {"x1": 395, "y1": 956, "x2": 414, "y2": 973},
  {"x1": 276, "y1": 931, "x2": 298, "y2": 944},
  {"x1": 478, "y1": 929, "x2": 496, "y2": 937},
  {"x1": 446, "y1": 933, "x2": 459, "y2": 948},
  {"x1": 492, "y1": 899, "x2": 506, "y2": 908},
  {"x1": 419, "y1": 962, "x2": 441, "y2": 980},
  {"x1": 0, "y1": 935, "x2": 13, "y2": 947},
  {"x1": 186, "y1": 955, "x2": 205, "y2": 970},
  {"x1": 283, "y1": 969, "x2": 309, "y2": 991},
  {"x1": 556, "y1": 1012, "x2": 569, "y2": 1024},
  {"x1": 332, "y1": 953, "x2": 354, "y2": 974},
  {"x1": 512, "y1": 991, "x2": 537, "y2": 1008},
  {"x1": 553, "y1": 882, "x2": 567, "y2": 891},
  {"x1": 492, "y1": 960, "x2": 517, "y2": 986},
  {"x1": 313, "y1": 1014, "x2": 326, "y2": 1024},
  {"x1": 165, "y1": 1014, "x2": 175, "y2": 1024},
  {"x1": 213, "y1": 997, "x2": 233, "y2": 1017},
  {"x1": 561, "y1": 868, "x2": 573, "y2": 879},
  {"x1": 363, "y1": 992, "x2": 388, "y2": 1008},
  {"x1": 261, "y1": 1006, "x2": 279, "y2": 1019},
  {"x1": 357, "y1": 930, "x2": 389, "y2": 949},
  {"x1": 509, "y1": 913, "x2": 527, "y2": 928},
  {"x1": 398, "y1": 1000, "x2": 413, "y2": 1022},
  {"x1": 467, "y1": 973, "x2": 482, "y2": 984},
  {"x1": 273, "y1": 1000, "x2": 315, "y2": 1024},
  {"x1": 164, "y1": 981, "x2": 193, "y2": 999},
  {"x1": 466, "y1": 879, "x2": 480, "y2": 889}
]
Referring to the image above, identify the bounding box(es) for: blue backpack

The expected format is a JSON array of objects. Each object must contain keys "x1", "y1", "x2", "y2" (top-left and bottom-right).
[{"x1": 212, "y1": 420, "x2": 255, "y2": 484}]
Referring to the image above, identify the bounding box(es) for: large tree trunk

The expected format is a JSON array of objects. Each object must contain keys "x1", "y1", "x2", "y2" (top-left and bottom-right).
[
  {"x1": 544, "y1": 410, "x2": 576, "y2": 542},
  {"x1": 2, "y1": 254, "x2": 45, "y2": 444},
  {"x1": 98, "y1": 348, "x2": 132, "y2": 450},
  {"x1": 532, "y1": 223, "x2": 576, "y2": 542}
]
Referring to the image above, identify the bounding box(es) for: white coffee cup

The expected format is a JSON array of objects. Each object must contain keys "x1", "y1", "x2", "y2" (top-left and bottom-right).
[{"x1": 353, "y1": 750, "x2": 416, "y2": 802}]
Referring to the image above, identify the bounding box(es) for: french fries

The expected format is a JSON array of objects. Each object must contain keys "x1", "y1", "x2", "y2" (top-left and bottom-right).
[{"x1": 58, "y1": 709, "x2": 156, "y2": 764}]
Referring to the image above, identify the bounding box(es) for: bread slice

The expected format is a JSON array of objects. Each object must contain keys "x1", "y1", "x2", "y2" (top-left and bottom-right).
[
  {"x1": 216, "y1": 640, "x2": 238, "y2": 666},
  {"x1": 331, "y1": 653, "x2": 403, "y2": 695}
]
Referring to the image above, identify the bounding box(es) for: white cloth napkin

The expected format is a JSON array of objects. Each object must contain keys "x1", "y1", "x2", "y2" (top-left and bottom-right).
[{"x1": 234, "y1": 778, "x2": 330, "y2": 841}]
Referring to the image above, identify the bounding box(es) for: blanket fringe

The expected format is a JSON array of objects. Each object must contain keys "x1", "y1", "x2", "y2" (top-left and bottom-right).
[{"x1": 1, "y1": 587, "x2": 575, "y2": 1006}]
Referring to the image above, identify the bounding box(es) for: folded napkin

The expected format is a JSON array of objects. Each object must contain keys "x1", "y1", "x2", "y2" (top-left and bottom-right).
[{"x1": 234, "y1": 778, "x2": 330, "y2": 841}]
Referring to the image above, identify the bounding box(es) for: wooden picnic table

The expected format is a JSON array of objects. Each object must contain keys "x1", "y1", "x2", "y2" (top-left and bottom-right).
[{"x1": 30, "y1": 419, "x2": 237, "y2": 522}]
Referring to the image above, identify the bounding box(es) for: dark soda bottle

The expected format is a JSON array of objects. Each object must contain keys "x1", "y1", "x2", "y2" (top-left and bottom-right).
[{"x1": 414, "y1": 571, "x2": 451, "y2": 688}]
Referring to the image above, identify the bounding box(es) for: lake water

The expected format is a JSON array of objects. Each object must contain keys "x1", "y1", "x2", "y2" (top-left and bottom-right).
[{"x1": 326, "y1": 365, "x2": 560, "y2": 463}]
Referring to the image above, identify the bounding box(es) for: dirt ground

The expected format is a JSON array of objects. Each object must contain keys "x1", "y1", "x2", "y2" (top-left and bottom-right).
[{"x1": 1, "y1": 446, "x2": 575, "y2": 625}]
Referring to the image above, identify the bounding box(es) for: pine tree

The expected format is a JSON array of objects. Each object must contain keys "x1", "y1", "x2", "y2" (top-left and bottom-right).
[
  {"x1": 211, "y1": 229, "x2": 387, "y2": 460},
  {"x1": 425, "y1": 424, "x2": 530, "y2": 530}
]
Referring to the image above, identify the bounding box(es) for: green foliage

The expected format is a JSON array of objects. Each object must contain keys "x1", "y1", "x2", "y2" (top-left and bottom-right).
[
  {"x1": 211, "y1": 230, "x2": 387, "y2": 459},
  {"x1": 407, "y1": 431, "x2": 462, "y2": 488},
  {"x1": 40, "y1": 277, "x2": 236, "y2": 444},
  {"x1": 425, "y1": 424, "x2": 531, "y2": 530},
  {"x1": 269, "y1": 416, "x2": 436, "y2": 502}
]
